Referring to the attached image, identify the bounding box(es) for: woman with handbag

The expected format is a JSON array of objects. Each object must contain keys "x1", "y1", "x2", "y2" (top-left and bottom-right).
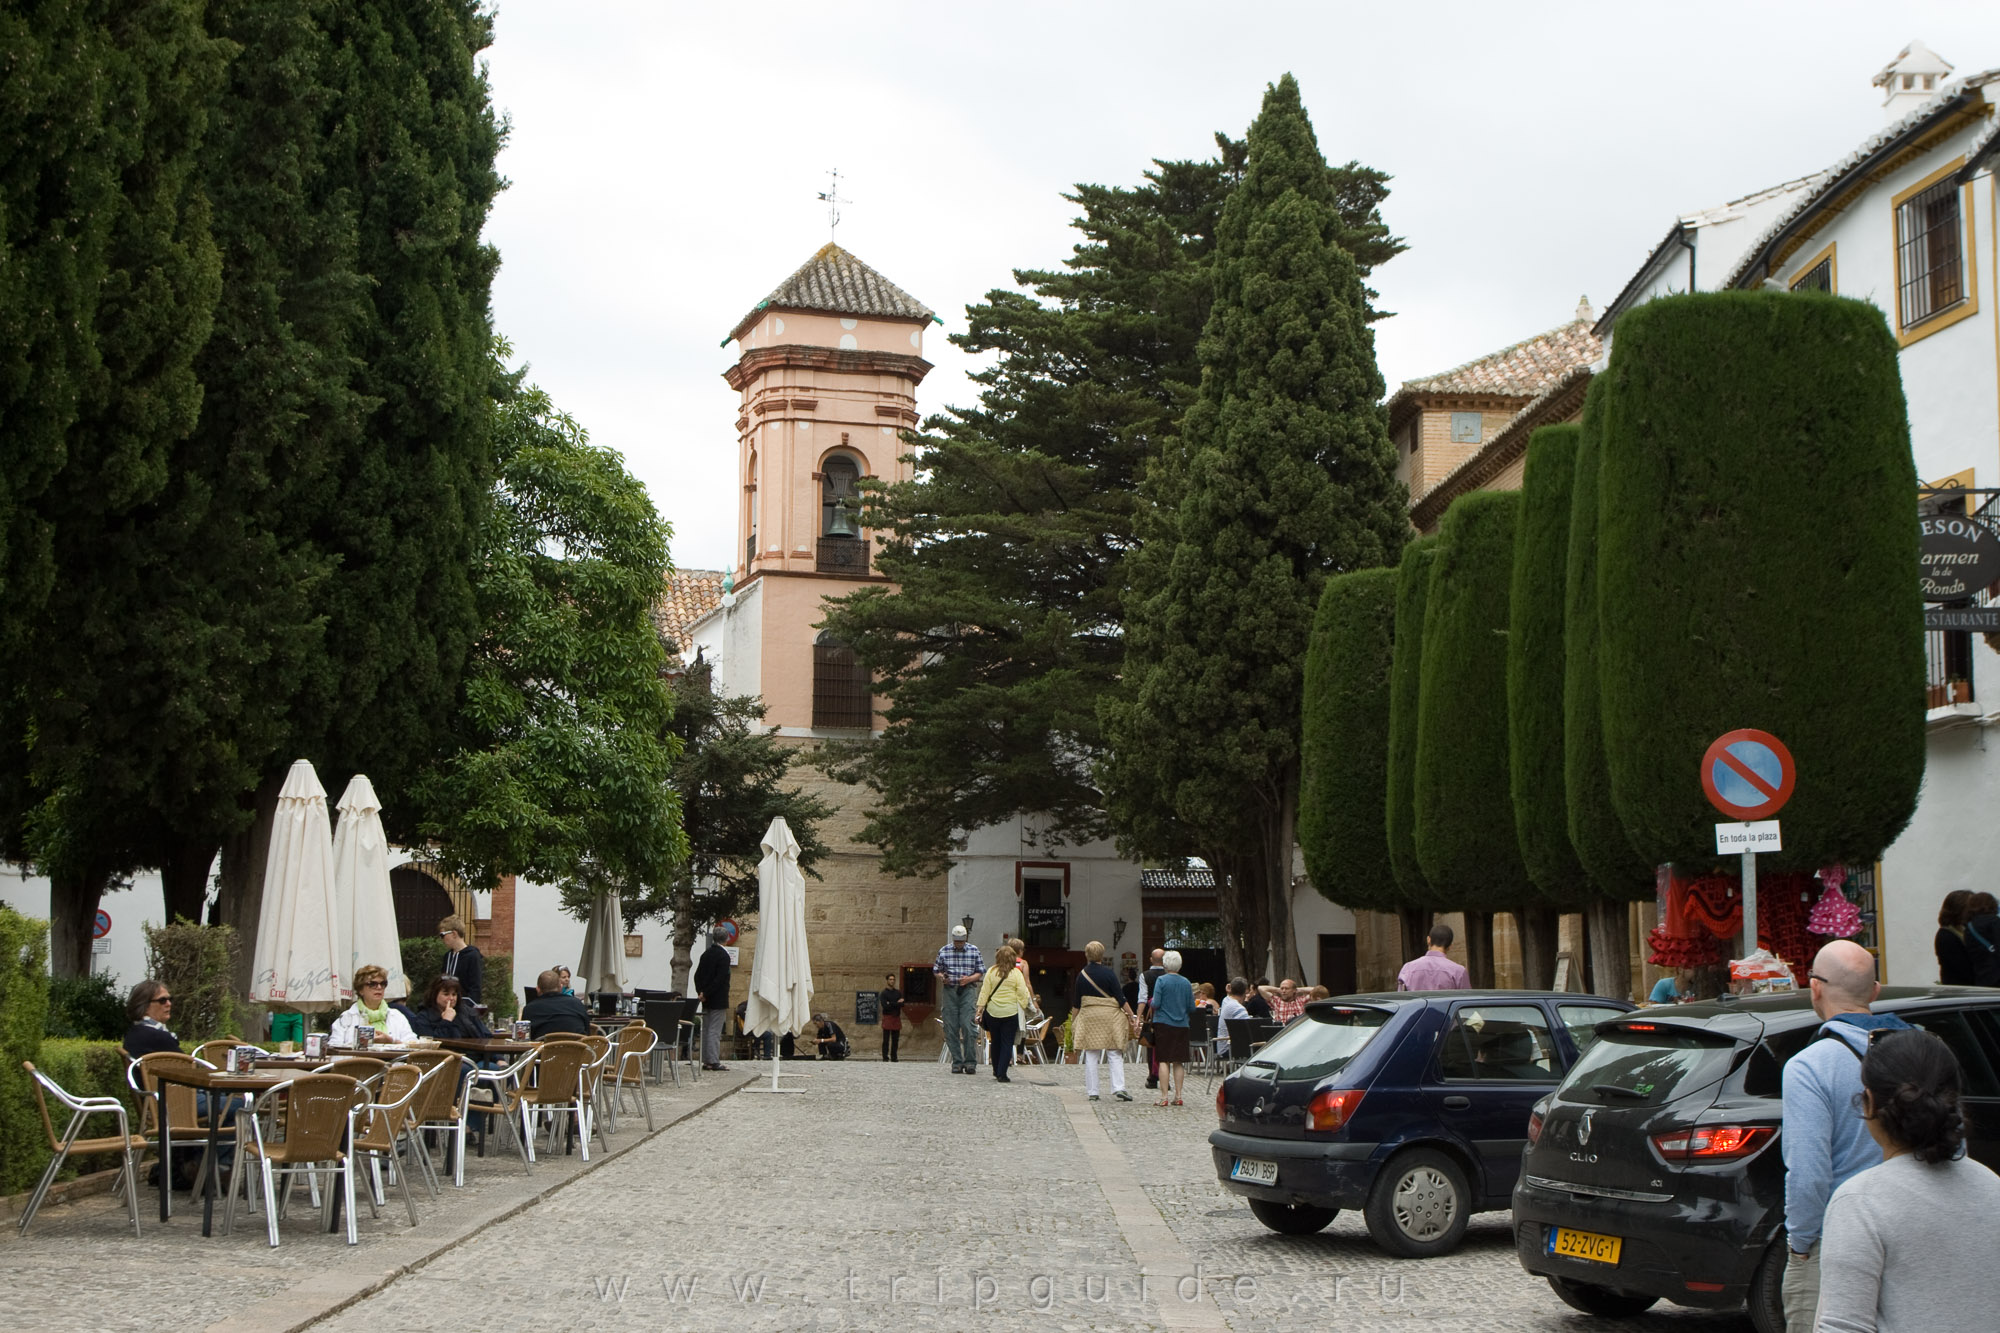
[
  {"x1": 1070, "y1": 940, "x2": 1135, "y2": 1102},
  {"x1": 975, "y1": 945, "x2": 1034, "y2": 1084}
]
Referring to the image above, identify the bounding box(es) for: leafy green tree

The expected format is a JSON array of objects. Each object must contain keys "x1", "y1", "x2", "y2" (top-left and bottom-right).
[
  {"x1": 413, "y1": 367, "x2": 685, "y2": 911},
  {"x1": 623, "y1": 662, "x2": 835, "y2": 991},
  {"x1": 820, "y1": 130, "x2": 1402, "y2": 881},
  {"x1": 1596, "y1": 292, "x2": 1924, "y2": 869},
  {"x1": 1384, "y1": 536, "x2": 1439, "y2": 962},
  {"x1": 1100, "y1": 74, "x2": 1408, "y2": 982},
  {"x1": 1414, "y1": 491, "x2": 1531, "y2": 986},
  {"x1": 1299, "y1": 567, "x2": 1400, "y2": 912},
  {"x1": 1563, "y1": 380, "x2": 1648, "y2": 998}
]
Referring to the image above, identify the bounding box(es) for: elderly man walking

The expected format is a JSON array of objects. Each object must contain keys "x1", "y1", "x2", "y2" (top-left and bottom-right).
[
  {"x1": 693, "y1": 926, "x2": 734, "y2": 1072},
  {"x1": 935, "y1": 925, "x2": 984, "y2": 1074},
  {"x1": 1779, "y1": 939, "x2": 1911, "y2": 1333}
]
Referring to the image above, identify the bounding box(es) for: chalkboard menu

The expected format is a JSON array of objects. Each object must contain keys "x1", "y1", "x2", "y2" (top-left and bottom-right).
[{"x1": 855, "y1": 991, "x2": 881, "y2": 1026}]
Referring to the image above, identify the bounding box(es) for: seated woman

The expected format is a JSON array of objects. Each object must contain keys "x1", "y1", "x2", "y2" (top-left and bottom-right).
[
  {"x1": 814, "y1": 1013, "x2": 850, "y2": 1060},
  {"x1": 122, "y1": 978, "x2": 184, "y2": 1059},
  {"x1": 328, "y1": 964, "x2": 417, "y2": 1046},
  {"x1": 408, "y1": 973, "x2": 491, "y2": 1041},
  {"x1": 1194, "y1": 982, "x2": 1219, "y2": 1012}
]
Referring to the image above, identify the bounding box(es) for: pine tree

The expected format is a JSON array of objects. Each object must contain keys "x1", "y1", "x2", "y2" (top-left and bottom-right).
[
  {"x1": 822, "y1": 134, "x2": 1404, "y2": 878},
  {"x1": 1100, "y1": 75, "x2": 1407, "y2": 981}
]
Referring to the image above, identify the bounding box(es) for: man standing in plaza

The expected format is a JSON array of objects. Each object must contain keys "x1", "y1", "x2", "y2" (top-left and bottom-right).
[
  {"x1": 935, "y1": 925, "x2": 983, "y2": 1074},
  {"x1": 1779, "y1": 939, "x2": 1911, "y2": 1333},
  {"x1": 693, "y1": 925, "x2": 733, "y2": 1072},
  {"x1": 1397, "y1": 923, "x2": 1471, "y2": 990},
  {"x1": 1139, "y1": 947, "x2": 1165, "y2": 1090}
]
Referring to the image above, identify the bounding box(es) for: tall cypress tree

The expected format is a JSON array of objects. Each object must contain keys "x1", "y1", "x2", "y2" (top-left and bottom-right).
[
  {"x1": 1384, "y1": 535, "x2": 1438, "y2": 961},
  {"x1": 1299, "y1": 567, "x2": 1400, "y2": 912},
  {"x1": 1100, "y1": 75, "x2": 1407, "y2": 981}
]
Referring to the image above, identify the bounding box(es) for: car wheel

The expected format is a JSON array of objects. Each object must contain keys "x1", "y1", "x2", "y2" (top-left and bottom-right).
[
  {"x1": 1748, "y1": 1237, "x2": 1787, "y2": 1333},
  {"x1": 1363, "y1": 1147, "x2": 1469, "y2": 1257},
  {"x1": 1246, "y1": 1199, "x2": 1337, "y2": 1235},
  {"x1": 1547, "y1": 1276, "x2": 1659, "y2": 1317}
]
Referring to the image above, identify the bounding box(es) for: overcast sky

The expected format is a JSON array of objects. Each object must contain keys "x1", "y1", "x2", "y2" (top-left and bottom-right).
[{"x1": 483, "y1": 1, "x2": 1997, "y2": 573}]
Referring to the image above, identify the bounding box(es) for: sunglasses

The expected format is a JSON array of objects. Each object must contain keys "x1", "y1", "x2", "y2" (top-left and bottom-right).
[
  {"x1": 360, "y1": 981, "x2": 387, "y2": 990},
  {"x1": 151, "y1": 995, "x2": 174, "y2": 1005}
]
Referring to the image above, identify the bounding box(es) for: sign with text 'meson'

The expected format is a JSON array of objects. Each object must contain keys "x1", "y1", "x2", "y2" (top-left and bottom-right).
[
  {"x1": 1716, "y1": 821, "x2": 1781, "y2": 854},
  {"x1": 1920, "y1": 514, "x2": 2000, "y2": 601}
]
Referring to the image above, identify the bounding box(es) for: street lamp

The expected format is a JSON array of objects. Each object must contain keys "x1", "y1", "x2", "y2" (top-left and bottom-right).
[
  {"x1": 961, "y1": 914, "x2": 974, "y2": 937},
  {"x1": 1112, "y1": 917, "x2": 1128, "y2": 949}
]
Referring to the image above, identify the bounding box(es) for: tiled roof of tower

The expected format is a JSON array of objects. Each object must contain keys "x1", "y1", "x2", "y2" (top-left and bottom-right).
[
  {"x1": 1386, "y1": 318, "x2": 1603, "y2": 417},
  {"x1": 727, "y1": 243, "x2": 937, "y2": 341},
  {"x1": 654, "y1": 569, "x2": 727, "y2": 654}
]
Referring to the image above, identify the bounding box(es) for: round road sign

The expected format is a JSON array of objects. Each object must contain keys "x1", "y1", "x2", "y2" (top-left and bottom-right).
[
  {"x1": 92, "y1": 908, "x2": 112, "y2": 939},
  {"x1": 713, "y1": 919, "x2": 739, "y2": 946},
  {"x1": 1701, "y1": 729, "x2": 1795, "y2": 821}
]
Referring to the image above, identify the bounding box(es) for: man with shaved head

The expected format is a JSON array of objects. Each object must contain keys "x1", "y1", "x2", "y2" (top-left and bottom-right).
[{"x1": 1777, "y1": 939, "x2": 1912, "y2": 1333}]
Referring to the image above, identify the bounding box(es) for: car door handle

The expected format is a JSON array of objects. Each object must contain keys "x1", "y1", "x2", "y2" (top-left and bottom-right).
[{"x1": 1442, "y1": 1095, "x2": 1470, "y2": 1110}]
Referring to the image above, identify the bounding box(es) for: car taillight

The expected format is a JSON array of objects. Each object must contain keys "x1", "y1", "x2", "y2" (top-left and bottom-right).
[
  {"x1": 1651, "y1": 1124, "x2": 1776, "y2": 1162},
  {"x1": 1307, "y1": 1088, "x2": 1365, "y2": 1133},
  {"x1": 1216, "y1": 1086, "x2": 1227, "y2": 1121},
  {"x1": 1527, "y1": 1111, "x2": 1543, "y2": 1146}
]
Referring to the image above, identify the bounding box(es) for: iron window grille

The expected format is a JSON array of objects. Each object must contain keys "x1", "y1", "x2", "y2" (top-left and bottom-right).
[
  {"x1": 1790, "y1": 258, "x2": 1833, "y2": 293},
  {"x1": 812, "y1": 632, "x2": 873, "y2": 729},
  {"x1": 815, "y1": 537, "x2": 868, "y2": 575},
  {"x1": 1896, "y1": 179, "x2": 1965, "y2": 331}
]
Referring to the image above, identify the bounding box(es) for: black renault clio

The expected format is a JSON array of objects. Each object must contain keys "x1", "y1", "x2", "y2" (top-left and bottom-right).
[{"x1": 1513, "y1": 987, "x2": 2000, "y2": 1330}]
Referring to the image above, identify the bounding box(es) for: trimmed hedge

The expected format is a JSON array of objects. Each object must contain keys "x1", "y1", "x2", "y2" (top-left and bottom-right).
[
  {"x1": 1385, "y1": 536, "x2": 1440, "y2": 901},
  {"x1": 1564, "y1": 380, "x2": 1656, "y2": 898},
  {"x1": 142, "y1": 919, "x2": 237, "y2": 1042},
  {"x1": 1, "y1": 907, "x2": 51, "y2": 1193},
  {"x1": 1414, "y1": 491, "x2": 1534, "y2": 909},
  {"x1": 1300, "y1": 566, "x2": 1401, "y2": 910},
  {"x1": 1506, "y1": 426, "x2": 1595, "y2": 907},
  {"x1": 1596, "y1": 292, "x2": 1924, "y2": 869}
]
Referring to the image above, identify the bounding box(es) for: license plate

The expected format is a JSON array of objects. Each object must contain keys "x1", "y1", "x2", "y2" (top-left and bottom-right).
[
  {"x1": 1548, "y1": 1227, "x2": 1622, "y2": 1265},
  {"x1": 1231, "y1": 1157, "x2": 1279, "y2": 1185}
]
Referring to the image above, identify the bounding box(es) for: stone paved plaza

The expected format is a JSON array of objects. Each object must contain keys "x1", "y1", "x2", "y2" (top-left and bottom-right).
[{"x1": 8, "y1": 1058, "x2": 1754, "y2": 1332}]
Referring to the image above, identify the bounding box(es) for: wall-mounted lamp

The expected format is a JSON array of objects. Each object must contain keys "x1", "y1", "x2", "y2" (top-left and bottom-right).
[
  {"x1": 1111, "y1": 917, "x2": 1128, "y2": 949},
  {"x1": 961, "y1": 914, "x2": 975, "y2": 936}
]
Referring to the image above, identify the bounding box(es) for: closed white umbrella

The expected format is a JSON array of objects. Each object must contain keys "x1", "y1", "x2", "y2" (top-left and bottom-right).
[
  {"x1": 743, "y1": 816, "x2": 812, "y2": 1093},
  {"x1": 250, "y1": 759, "x2": 343, "y2": 1011},
  {"x1": 577, "y1": 886, "x2": 628, "y2": 998},
  {"x1": 332, "y1": 775, "x2": 406, "y2": 1001}
]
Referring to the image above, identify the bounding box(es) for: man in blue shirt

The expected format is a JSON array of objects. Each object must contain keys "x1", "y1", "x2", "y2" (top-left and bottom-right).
[
  {"x1": 1779, "y1": 940, "x2": 1911, "y2": 1333},
  {"x1": 934, "y1": 926, "x2": 984, "y2": 1075}
]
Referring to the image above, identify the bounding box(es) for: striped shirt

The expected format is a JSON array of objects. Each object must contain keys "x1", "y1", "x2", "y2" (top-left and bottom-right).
[
  {"x1": 934, "y1": 942, "x2": 984, "y2": 984},
  {"x1": 1268, "y1": 992, "x2": 1307, "y2": 1023}
]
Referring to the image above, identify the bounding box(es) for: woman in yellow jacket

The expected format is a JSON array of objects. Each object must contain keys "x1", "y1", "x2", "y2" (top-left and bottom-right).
[{"x1": 976, "y1": 945, "x2": 1034, "y2": 1083}]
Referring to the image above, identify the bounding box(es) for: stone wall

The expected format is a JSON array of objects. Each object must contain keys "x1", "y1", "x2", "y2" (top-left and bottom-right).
[{"x1": 727, "y1": 738, "x2": 948, "y2": 1060}]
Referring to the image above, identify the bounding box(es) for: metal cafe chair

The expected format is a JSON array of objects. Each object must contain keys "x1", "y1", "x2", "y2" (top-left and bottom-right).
[
  {"x1": 19, "y1": 1061, "x2": 147, "y2": 1237},
  {"x1": 348, "y1": 1064, "x2": 429, "y2": 1229},
  {"x1": 224, "y1": 1074, "x2": 370, "y2": 1247}
]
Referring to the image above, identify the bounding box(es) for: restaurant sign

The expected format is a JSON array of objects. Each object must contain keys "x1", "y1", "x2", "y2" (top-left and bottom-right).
[{"x1": 1920, "y1": 514, "x2": 2000, "y2": 601}]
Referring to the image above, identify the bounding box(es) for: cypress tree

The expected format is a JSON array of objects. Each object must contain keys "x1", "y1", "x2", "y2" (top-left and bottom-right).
[
  {"x1": 1299, "y1": 567, "x2": 1399, "y2": 912},
  {"x1": 1507, "y1": 426, "x2": 1595, "y2": 906},
  {"x1": 1100, "y1": 74, "x2": 1407, "y2": 981},
  {"x1": 1596, "y1": 292, "x2": 1923, "y2": 869},
  {"x1": 1384, "y1": 535, "x2": 1437, "y2": 958},
  {"x1": 1414, "y1": 491, "x2": 1533, "y2": 987}
]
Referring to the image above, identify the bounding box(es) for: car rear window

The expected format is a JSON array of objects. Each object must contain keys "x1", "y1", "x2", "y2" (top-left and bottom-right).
[
  {"x1": 1558, "y1": 1022, "x2": 1742, "y2": 1107},
  {"x1": 1250, "y1": 1005, "x2": 1390, "y2": 1082}
]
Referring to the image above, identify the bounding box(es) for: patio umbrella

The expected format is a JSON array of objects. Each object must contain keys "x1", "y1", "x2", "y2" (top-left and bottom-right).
[
  {"x1": 332, "y1": 774, "x2": 406, "y2": 1001},
  {"x1": 250, "y1": 759, "x2": 343, "y2": 1010},
  {"x1": 577, "y1": 885, "x2": 628, "y2": 997},
  {"x1": 743, "y1": 816, "x2": 813, "y2": 1093}
]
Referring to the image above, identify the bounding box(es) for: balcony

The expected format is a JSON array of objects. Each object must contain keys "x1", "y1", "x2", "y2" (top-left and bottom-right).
[
  {"x1": 1922, "y1": 487, "x2": 1997, "y2": 725},
  {"x1": 815, "y1": 536, "x2": 868, "y2": 577}
]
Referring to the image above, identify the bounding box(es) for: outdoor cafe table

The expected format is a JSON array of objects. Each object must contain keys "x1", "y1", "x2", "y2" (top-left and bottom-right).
[{"x1": 149, "y1": 1061, "x2": 323, "y2": 1237}]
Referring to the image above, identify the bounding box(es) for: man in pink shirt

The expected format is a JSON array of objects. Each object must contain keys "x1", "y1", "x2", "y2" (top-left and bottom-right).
[{"x1": 1397, "y1": 923, "x2": 1471, "y2": 990}]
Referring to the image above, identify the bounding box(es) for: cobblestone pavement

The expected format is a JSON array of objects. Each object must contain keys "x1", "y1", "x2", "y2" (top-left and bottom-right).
[
  {"x1": 1, "y1": 1064, "x2": 751, "y2": 1333},
  {"x1": 292, "y1": 1059, "x2": 1750, "y2": 1333}
]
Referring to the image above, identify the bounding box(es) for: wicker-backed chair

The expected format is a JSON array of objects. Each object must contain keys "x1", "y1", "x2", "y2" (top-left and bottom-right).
[
  {"x1": 455, "y1": 1047, "x2": 537, "y2": 1184},
  {"x1": 607, "y1": 1024, "x2": 657, "y2": 1132},
  {"x1": 317, "y1": 1057, "x2": 388, "y2": 1093},
  {"x1": 578, "y1": 1035, "x2": 614, "y2": 1147},
  {"x1": 129, "y1": 1052, "x2": 234, "y2": 1208},
  {"x1": 19, "y1": 1062, "x2": 147, "y2": 1237},
  {"x1": 519, "y1": 1040, "x2": 593, "y2": 1161},
  {"x1": 400, "y1": 1049, "x2": 470, "y2": 1192},
  {"x1": 191, "y1": 1038, "x2": 250, "y2": 1067},
  {"x1": 348, "y1": 1065, "x2": 428, "y2": 1228},
  {"x1": 224, "y1": 1074, "x2": 370, "y2": 1247}
]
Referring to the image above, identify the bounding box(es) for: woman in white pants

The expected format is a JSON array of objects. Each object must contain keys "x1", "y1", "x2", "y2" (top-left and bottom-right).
[{"x1": 1070, "y1": 940, "x2": 1136, "y2": 1101}]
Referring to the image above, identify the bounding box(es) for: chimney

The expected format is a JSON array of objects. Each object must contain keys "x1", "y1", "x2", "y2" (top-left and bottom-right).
[{"x1": 1872, "y1": 40, "x2": 1953, "y2": 122}]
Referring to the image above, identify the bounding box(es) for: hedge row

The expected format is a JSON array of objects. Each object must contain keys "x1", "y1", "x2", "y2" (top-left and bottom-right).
[
  {"x1": 1385, "y1": 536, "x2": 1440, "y2": 903},
  {"x1": 1299, "y1": 567, "x2": 1400, "y2": 910}
]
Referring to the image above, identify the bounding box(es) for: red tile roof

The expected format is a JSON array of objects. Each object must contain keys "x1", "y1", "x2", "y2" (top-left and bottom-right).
[
  {"x1": 1388, "y1": 318, "x2": 1603, "y2": 412},
  {"x1": 728, "y1": 243, "x2": 936, "y2": 342},
  {"x1": 655, "y1": 569, "x2": 727, "y2": 653}
]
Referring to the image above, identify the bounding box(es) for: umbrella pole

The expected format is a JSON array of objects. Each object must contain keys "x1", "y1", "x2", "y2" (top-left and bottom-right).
[{"x1": 746, "y1": 1031, "x2": 807, "y2": 1093}]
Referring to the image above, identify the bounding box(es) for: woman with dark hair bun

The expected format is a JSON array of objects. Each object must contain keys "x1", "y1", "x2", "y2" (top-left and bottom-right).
[
  {"x1": 1814, "y1": 1028, "x2": 2000, "y2": 1331},
  {"x1": 1935, "y1": 890, "x2": 1974, "y2": 985}
]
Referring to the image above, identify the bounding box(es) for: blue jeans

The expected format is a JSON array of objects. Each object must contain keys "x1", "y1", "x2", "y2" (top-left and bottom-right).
[{"x1": 939, "y1": 982, "x2": 977, "y2": 1069}]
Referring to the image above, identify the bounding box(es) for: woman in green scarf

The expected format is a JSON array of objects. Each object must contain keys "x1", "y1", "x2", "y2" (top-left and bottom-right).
[{"x1": 328, "y1": 963, "x2": 417, "y2": 1046}]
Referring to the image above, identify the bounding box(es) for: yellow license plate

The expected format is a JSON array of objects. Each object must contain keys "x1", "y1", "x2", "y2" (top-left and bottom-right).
[{"x1": 1548, "y1": 1227, "x2": 1622, "y2": 1265}]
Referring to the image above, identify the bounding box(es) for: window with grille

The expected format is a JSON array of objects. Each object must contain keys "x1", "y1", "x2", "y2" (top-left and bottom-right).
[
  {"x1": 1790, "y1": 258, "x2": 1833, "y2": 293},
  {"x1": 812, "y1": 632, "x2": 873, "y2": 728},
  {"x1": 1896, "y1": 179, "x2": 1965, "y2": 331}
]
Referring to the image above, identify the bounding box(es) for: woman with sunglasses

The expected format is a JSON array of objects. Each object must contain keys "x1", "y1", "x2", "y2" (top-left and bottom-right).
[
  {"x1": 1813, "y1": 1028, "x2": 2000, "y2": 1331},
  {"x1": 122, "y1": 979, "x2": 184, "y2": 1058},
  {"x1": 328, "y1": 964, "x2": 417, "y2": 1046}
]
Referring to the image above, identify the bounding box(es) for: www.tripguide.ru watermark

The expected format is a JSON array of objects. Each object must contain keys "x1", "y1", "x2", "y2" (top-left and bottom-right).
[{"x1": 583, "y1": 1266, "x2": 1415, "y2": 1312}]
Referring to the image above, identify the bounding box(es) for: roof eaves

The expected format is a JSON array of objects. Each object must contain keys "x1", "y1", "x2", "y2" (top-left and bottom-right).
[
  {"x1": 1725, "y1": 72, "x2": 2000, "y2": 291},
  {"x1": 1594, "y1": 222, "x2": 1694, "y2": 338},
  {"x1": 1408, "y1": 365, "x2": 1595, "y2": 531},
  {"x1": 1958, "y1": 115, "x2": 2000, "y2": 184}
]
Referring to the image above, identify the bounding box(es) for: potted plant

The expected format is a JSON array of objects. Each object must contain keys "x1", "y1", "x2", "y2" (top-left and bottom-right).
[{"x1": 1951, "y1": 675, "x2": 1973, "y2": 705}]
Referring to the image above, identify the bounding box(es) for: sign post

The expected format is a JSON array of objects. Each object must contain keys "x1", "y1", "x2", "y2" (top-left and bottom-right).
[{"x1": 1701, "y1": 730, "x2": 1796, "y2": 957}]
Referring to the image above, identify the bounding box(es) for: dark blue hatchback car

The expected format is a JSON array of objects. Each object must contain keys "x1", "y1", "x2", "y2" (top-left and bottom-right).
[{"x1": 1209, "y1": 991, "x2": 1632, "y2": 1256}]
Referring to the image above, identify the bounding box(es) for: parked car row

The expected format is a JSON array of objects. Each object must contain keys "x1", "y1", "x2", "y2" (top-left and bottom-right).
[{"x1": 1209, "y1": 986, "x2": 2000, "y2": 1329}]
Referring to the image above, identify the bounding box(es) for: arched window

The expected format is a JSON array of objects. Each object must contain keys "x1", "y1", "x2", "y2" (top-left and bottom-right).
[
  {"x1": 746, "y1": 453, "x2": 759, "y2": 565},
  {"x1": 812, "y1": 631, "x2": 873, "y2": 729},
  {"x1": 821, "y1": 455, "x2": 860, "y2": 536}
]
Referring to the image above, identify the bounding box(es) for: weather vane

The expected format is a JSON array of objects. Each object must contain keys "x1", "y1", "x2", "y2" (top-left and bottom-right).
[{"x1": 817, "y1": 168, "x2": 848, "y2": 243}]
